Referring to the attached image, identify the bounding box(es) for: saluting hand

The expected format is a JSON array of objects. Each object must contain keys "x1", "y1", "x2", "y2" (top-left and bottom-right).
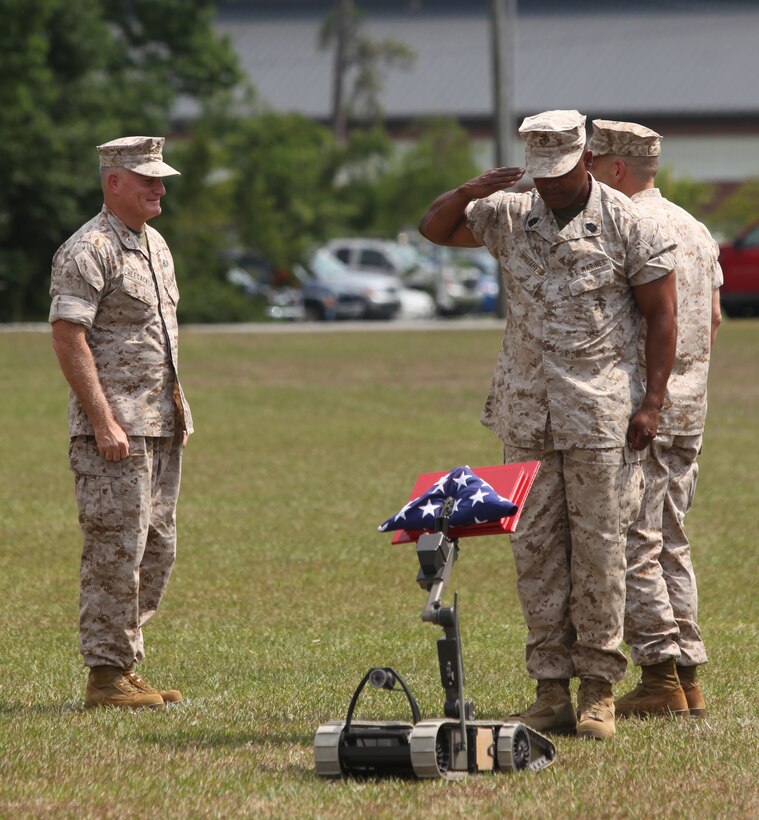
[
  {"x1": 460, "y1": 166, "x2": 526, "y2": 200},
  {"x1": 419, "y1": 166, "x2": 527, "y2": 246}
]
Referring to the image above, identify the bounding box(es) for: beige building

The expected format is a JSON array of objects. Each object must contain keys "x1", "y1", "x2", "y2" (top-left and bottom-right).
[{"x1": 209, "y1": 0, "x2": 759, "y2": 185}]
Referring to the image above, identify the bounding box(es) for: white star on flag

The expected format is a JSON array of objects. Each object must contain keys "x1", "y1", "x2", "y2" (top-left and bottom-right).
[
  {"x1": 395, "y1": 502, "x2": 414, "y2": 521},
  {"x1": 431, "y1": 476, "x2": 448, "y2": 494},
  {"x1": 469, "y1": 488, "x2": 488, "y2": 505},
  {"x1": 420, "y1": 499, "x2": 441, "y2": 517},
  {"x1": 453, "y1": 472, "x2": 470, "y2": 489}
]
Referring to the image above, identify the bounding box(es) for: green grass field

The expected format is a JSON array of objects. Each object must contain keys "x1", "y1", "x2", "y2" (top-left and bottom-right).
[{"x1": 1, "y1": 319, "x2": 757, "y2": 818}]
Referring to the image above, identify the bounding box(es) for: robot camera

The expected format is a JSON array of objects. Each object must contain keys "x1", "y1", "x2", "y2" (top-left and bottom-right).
[
  {"x1": 416, "y1": 532, "x2": 452, "y2": 578},
  {"x1": 369, "y1": 668, "x2": 396, "y2": 690}
]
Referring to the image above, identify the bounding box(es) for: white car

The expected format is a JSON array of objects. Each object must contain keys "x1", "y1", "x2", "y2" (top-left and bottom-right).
[
  {"x1": 398, "y1": 287, "x2": 436, "y2": 320},
  {"x1": 325, "y1": 237, "x2": 482, "y2": 316}
]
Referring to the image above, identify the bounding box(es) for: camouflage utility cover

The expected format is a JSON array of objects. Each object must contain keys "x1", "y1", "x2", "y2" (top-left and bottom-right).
[
  {"x1": 49, "y1": 206, "x2": 193, "y2": 437},
  {"x1": 519, "y1": 109, "x2": 586, "y2": 179},
  {"x1": 97, "y1": 136, "x2": 180, "y2": 177},
  {"x1": 589, "y1": 119, "x2": 662, "y2": 158},
  {"x1": 468, "y1": 179, "x2": 676, "y2": 449}
]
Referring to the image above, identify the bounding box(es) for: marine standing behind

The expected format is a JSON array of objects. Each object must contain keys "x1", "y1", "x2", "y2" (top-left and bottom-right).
[
  {"x1": 590, "y1": 119, "x2": 722, "y2": 718},
  {"x1": 419, "y1": 110, "x2": 677, "y2": 740},
  {"x1": 50, "y1": 136, "x2": 193, "y2": 709}
]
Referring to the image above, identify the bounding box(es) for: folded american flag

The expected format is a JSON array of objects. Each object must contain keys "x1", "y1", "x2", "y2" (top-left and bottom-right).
[{"x1": 378, "y1": 466, "x2": 518, "y2": 533}]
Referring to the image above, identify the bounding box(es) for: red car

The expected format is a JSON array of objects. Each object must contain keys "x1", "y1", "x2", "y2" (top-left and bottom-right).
[{"x1": 719, "y1": 221, "x2": 759, "y2": 317}]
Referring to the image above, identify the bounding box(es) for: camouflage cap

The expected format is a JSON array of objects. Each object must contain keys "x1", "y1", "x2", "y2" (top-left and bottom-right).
[
  {"x1": 97, "y1": 136, "x2": 180, "y2": 177},
  {"x1": 519, "y1": 110, "x2": 587, "y2": 179},
  {"x1": 589, "y1": 120, "x2": 662, "y2": 158}
]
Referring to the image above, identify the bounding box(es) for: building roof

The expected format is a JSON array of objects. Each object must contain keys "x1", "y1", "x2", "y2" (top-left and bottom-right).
[{"x1": 215, "y1": 1, "x2": 759, "y2": 123}]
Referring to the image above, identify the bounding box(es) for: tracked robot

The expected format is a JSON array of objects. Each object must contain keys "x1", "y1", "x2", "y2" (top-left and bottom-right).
[{"x1": 314, "y1": 469, "x2": 556, "y2": 780}]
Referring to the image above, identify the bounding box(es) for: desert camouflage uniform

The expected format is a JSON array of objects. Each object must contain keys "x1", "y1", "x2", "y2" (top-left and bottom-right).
[
  {"x1": 625, "y1": 189, "x2": 722, "y2": 668},
  {"x1": 50, "y1": 206, "x2": 193, "y2": 668},
  {"x1": 467, "y1": 178, "x2": 676, "y2": 683}
]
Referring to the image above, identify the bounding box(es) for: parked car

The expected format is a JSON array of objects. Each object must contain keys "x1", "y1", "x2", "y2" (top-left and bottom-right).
[
  {"x1": 475, "y1": 273, "x2": 500, "y2": 314},
  {"x1": 294, "y1": 248, "x2": 402, "y2": 321},
  {"x1": 325, "y1": 237, "x2": 482, "y2": 316},
  {"x1": 223, "y1": 249, "x2": 305, "y2": 321},
  {"x1": 719, "y1": 220, "x2": 759, "y2": 316},
  {"x1": 397, "y1": 287, "x2": 436, "y2": 320},
  {"x1": 445, "y1": 246, "x2": 502, "y2": 314}
]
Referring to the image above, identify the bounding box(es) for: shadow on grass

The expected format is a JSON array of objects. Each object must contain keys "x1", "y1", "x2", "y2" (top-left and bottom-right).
[
  {"x1": 141, "y1": 729, "x2": 424, "y2": 780},
  {"x1": 0, "y1": 700, "x2": 85, "y2": 716},
  {"x1": 140, "y1": 728, "x2": 324, "y2": 777},
  {"x1": 140, "y1": 727, "x2": 316, "y2": 749}
]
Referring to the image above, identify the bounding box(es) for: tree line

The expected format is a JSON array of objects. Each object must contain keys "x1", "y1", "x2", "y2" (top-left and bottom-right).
[{"x1": 0, "y1": 0, "x2": 480, "y2": 322}]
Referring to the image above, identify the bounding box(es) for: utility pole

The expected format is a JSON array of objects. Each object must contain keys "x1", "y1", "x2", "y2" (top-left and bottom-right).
[
  {"x1": 331, "y1": 0, "x2": 353, "y2": 143},
  {"x1": 491, "y1": 0, "x2": 517, "y2": 167},
  {"x1": 490, "y1": 0, "x2": 517, "y2": 316}
]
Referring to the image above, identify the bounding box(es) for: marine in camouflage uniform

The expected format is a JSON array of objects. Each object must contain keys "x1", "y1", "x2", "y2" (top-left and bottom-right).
[
  {"x1": 50, "y1": 136, "x2": 192, "y2": 709},
  {"x1": 590, "y1": 120, "x2": 722, "y2": 717},
  {"x1": 419, "y1": 110, "x2": 677, "y2": 740}
]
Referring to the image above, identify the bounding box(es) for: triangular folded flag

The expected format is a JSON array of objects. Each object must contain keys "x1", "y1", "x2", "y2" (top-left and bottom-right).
[{"x1": 378, "y1": 466, "x2": 518, "y2": 533}]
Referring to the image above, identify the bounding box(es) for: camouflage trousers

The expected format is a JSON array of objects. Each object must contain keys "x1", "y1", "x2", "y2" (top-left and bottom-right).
[
  {"x1": 70, "y1": 432, "x2": 183, "y2": 668},
  {"x1": 503, "y1": 439, "x2": 645, "y2": 684},
  {"x1": 625, "y1": 433, "x2": 707, "y2": 667}
]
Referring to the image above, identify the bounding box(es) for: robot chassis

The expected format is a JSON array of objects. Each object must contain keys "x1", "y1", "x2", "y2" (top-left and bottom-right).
[{"x1": 314, "y1": 499, "x2": 556, "y2": 779}]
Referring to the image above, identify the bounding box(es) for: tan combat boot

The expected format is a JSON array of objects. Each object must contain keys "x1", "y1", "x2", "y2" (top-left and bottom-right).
[
  {"x1": 515, "y1": 679, "x2": 576, "y2": 734},
  {"x1": 615, "y1": 659, "x2": 689, "y2": 718},
  {"x1": 123, "y1": 665, "x2": 183, "y2": 705},
  {"x1": 85, "y1": 665, "x2": 164, "y2": 709},
  {"x1": 576, "y1": 678, "x2": 615, "y2": 740},
  {"x1": 677, "y1": 664, "x2": 707, "y2": 718}
]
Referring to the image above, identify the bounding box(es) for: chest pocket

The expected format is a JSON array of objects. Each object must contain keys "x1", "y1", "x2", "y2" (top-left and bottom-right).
[
  {"x1": 567, "y1": 265, "x2": 616, "y2": 330},
  {"x1": 569, "y1": 265, "x2": 614, "y2": 296},
  {"x1": 120, "y1": 268, "x2": 158, "y2": 306}
]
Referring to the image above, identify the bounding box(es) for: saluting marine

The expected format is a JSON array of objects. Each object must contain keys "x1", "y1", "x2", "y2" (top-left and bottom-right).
[{"x1": 418, "y1": 110, "x2": 678, "y2": 740}]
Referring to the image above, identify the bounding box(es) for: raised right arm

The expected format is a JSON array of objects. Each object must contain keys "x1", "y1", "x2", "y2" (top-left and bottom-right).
[{"x1": 419, "y1": 166, "x2": 526, "y2": 247}]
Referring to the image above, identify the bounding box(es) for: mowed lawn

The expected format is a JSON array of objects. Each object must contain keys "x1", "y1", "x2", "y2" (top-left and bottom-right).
[{"x1": 0, "y1": 319, "x2": 757, "y2": 818}]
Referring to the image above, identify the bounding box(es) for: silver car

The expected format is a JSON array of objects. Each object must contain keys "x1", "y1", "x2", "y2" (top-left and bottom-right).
[
  {"x1": 325, "y1": 237, "x2": 482, "y2": 316},
  {"x1": 294, "y1": 248, "x2": 402, "y2": 321}
]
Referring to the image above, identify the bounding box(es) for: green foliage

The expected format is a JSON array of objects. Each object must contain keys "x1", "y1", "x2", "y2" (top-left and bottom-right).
[
  {"x1": 176, "y1": 275, "x2": 268, "y2": 324},
  {"x1": 655, "y1": 166, "x2": 715, "y2": 223},
  {"x1": 157, "y1": 112, "x2": 394, "y2": 317},
  {"x1": 226, "y1": 113, "x2": 350, "y2": 269},
  {"x1": 0, "y1": 0, "x2": 112, "y2": 319},
  {"x1": 0, "y1": 0, "x2": 574, "y2": 324},
  {"x1": 703, "y1": 179, "x2": 759, "y2": 239},
  {"x1": 373, "y1": 118, "x2": 482, "y2": 235},
  {"x1": 0, "y1": 0, "x2": 242, "y2": 321},
  {"x1": 158, "y1": 119, "x2": 241, "y2": 320},
  {"x1": 207, "y1": 114, "x2": 476, "y2": 265},
  {"x1": 328, "y1": 126, "x2": 394, "y2": 233},
  {"x1": 103, "y1": 0, "x2": 241, "y2": 102},
  {"x1": 655, "y1": 167, "x2": 759, "y2": 240}
]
